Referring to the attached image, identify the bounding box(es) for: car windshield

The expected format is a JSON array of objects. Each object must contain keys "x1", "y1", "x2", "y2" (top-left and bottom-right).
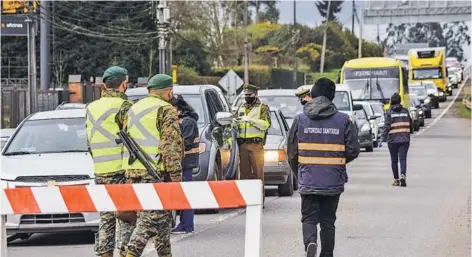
[
  {"x1": 345, "y1": 78, "x2": 400, "y2": 101},
  {"x1": 370, "y1": 103, "x2": 384, "y2": 115},
  {"x1": 1, "y1": 138, "x2": 9, "y2": 150},
  {"x1": 411, "y1": 97, "x2": 421, "y2": 107},
  {"x1": 333, "y1": 91, "x2": 351, "y2": 111},
  {"x1": 412, "y1": 67, "x2": 442, "y2": 79},
  {"x1": 268, "y1": 112, "x2": 282, "y2": 136},
  {"x1": 236, "y1": 95, "x2": 302, "y2": 119},
  {"x1": 3, "y1": 118, "x2": 88, "y2": 155},
  {"x1": 355, "y1": 109, "x2": 367, "y2": 120},
  {"x1": 409, "y1": 87, "x2": 427, "y2": 98}
]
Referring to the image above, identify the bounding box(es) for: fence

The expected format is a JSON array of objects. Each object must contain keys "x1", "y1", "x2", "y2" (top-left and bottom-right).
[{"x1": 1, "y1": 180, "x2": 263, "y2": 257}]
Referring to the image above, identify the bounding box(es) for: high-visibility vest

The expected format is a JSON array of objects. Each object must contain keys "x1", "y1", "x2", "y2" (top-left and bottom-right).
[
  {"x1": 122, "y1": 96, "x2": 169, "y2": 171},
  {"x1": 86, "y1": 97, "x2": 126, "y2": 175},
  {"x1": 237, "y1": 103, "x2": 265, "y2": 139}
]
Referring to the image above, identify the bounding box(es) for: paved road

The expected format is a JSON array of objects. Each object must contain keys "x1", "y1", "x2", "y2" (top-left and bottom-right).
[{"x1": 7, "y1": 83, "x2": 471, "y2": 257}]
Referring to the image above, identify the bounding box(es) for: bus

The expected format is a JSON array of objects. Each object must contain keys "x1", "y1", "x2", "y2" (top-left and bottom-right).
[
  {"x1": 339, "y1": 57, "x2": 410, "y2": 110},
  {"x1": 408, "y1": 47, "x2": 447, "y2": 93}
]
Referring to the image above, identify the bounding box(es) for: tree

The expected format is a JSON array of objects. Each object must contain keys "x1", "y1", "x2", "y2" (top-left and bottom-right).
[
  {"x1": 250, "y1": 1, "x2": 279, "y2": 24},
  {"x1": 315, "y1": 0, "x2": 344, "y2": 23},
  {"x1": 172, "y1": 31, "x2": 211, "y2": 75}
]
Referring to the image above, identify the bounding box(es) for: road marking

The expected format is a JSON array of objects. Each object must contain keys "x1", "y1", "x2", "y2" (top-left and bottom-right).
[{"x1": 415, "y1": 78, "x2": 470, "y2": 136}]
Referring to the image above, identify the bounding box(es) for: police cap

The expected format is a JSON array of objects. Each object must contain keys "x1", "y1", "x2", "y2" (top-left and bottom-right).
[{"x1": 243, "y1": 84, "x2": 259, "y2": 94}]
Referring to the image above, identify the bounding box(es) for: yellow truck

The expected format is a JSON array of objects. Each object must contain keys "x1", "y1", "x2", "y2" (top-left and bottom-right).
[{"x1": 408, "y1": 47, "x2": 447, "y2": 93}]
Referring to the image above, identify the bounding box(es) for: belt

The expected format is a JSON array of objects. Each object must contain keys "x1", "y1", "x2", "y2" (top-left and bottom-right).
[{"x1": 237, "y1": 138, "x2": 263, "y2": 145}]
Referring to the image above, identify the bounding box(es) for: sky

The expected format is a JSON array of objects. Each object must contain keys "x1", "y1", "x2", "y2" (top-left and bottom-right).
[{"x1": 276, "y1": 0, "x2": 471, "y2": 65}]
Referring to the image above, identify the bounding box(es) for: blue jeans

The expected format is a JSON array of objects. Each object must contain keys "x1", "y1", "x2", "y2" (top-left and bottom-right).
[
  {"x1": 175, "y1": 169, "x2": 194, "y2": 232},
  {"x1": 388, "y1": 142, "x2": 410, "y2": 179}
]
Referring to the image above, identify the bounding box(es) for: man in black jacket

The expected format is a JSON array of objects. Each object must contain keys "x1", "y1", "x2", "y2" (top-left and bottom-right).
[
  {"x1": 170, "y1": 95, "x2": 199, "y2": 234},
  {"x1": 287, "y1": 78, "x2": 360, "y2": 257}
]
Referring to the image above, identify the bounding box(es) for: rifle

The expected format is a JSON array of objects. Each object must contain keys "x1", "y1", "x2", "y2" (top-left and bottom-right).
[{"x1": 116, "y1": 130, "x2": 163, "y2": 182}]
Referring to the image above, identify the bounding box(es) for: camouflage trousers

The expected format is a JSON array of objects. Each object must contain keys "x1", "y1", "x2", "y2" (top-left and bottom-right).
[
  {"x1": 94, "y1": 173, "x2": 136, "y2": 256},
  {"x1": 124, "y1": 171, "x2": 172, "y2": 257}
]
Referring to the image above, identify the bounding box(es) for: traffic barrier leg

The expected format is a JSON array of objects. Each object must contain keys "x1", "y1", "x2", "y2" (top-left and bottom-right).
[{"x1": 1, "y1": 215, "x2": 6, "y2": 257}]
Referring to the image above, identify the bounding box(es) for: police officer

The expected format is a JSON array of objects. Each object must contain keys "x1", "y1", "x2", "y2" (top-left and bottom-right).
[
  {"x1": 235, "y1": 84, "x2": 271, "y2": 204},
  {"x1": 122, "y1": 74, "x2": 183, "y2": 257},
  {"x1": 85, "y1": 66, "x2": 134, "y2": 257},
  {"x1": 295, "y1": 86, "x2": 313, "y2": 106},
  {"x1": 287, "y1": 78, "x2": 360, "y2": 257},
  {"x1": 170, "y1": 95, "x2": 199, "y2": 234},
  {"x1": 379, "y1": 93, "x2": 413, "y2": 187}
]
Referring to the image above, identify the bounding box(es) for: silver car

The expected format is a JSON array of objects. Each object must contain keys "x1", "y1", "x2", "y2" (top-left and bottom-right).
[
  {"x1": 1, "y1": 109, "x2": 99, "y2": 240},
  {"x1": 263, "y1": 108, "x2": 297, "y2": 197}
]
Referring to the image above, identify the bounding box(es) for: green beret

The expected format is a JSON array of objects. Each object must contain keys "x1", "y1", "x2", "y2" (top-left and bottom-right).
[
  {"x1": 243, "y1": 84, "x2": 259, "y2": 94},
  {"x1": 102, "y1": 66, "x2": 128, "y2": 82},
  {"x1": 295, "y1": 88, "x2": 310, "y2": 97},
  {"x1": 147, "y1": 74, "x2": 173, "y2": 90}
]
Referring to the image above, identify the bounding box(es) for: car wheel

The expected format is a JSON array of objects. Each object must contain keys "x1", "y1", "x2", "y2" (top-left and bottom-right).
[
  {"x1": 434, "y1": 102, "x2": 439, "y2": 109},
  {"x1": 414, "y1": 122, "x2": 420, "y2": 131},
  {"x1": 365, "y1": 145, "x2": 374, "y2": 152},
  {"x1": 278, "y1": 171, "x2": 294, "y2": 197},
  {"x1": 420, "y1": 120, "x2": 424, "y2": 127},
  {"x1": 373, "y1": 140, "x2": 378, "y2": 147},
  {"x1": 426, "y1": 110, "x2": 432, "y2": 119}
]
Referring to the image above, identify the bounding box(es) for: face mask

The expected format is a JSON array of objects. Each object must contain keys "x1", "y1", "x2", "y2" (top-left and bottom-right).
[
  {"x1": 245, "y1": 96, "x2": 255, "y2": 104},
  {"x1": 301, "y1": 100, "x2": 308, "y2": 106}
]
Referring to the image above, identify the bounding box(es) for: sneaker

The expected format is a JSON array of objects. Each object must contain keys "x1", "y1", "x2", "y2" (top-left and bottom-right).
[
  {"x1": 400, "y1": 175, "x2": 407, "y2": 187},
  {"x1": 171, "y1": 227, "x2": 193, "y2": 234},
  {"x1": 392, "y1": 179, "x2": 400, "y2": 186},
  {"x1": 305, "y1": 242, "x2": 317, "y2": 257}
]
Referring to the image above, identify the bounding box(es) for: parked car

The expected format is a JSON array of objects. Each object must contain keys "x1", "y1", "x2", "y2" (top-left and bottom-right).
[
  {"x1": 263, "y1": 108, "x2": 297, "y2": 196},
  {"x1": 332, "y1": 84, "x2": 360, "y2": 129},
  {"x1": 232, "y1": 89, "x2": 299, "y2": 127},
  {"x1": 353, "y1": 104, "x2": 374, "y2": 152},
  {"x1": 369, "y1": 101, "x2": 386, "y2": 135},
  {"x1": 126, "y1": 85, "x2": 239, "y2": 183},
  {"x1": 55, "y1": 102, "x2": 87, "y2": 110},
  {"x1": 408, "y1": 97, "x2": 421, "y2": 131},
  {"x1": 354, "y1": 101, "x2": 381, "y2": 147},
  {"x1": 409, "y1": 86, "x2": 432, "y2": 118},
  {"x1": 1, "y1": 128, "x2": 15, "y2": 150},
  {"x1": 1, "y1": 109, "x2": 99, "y2": 240}
]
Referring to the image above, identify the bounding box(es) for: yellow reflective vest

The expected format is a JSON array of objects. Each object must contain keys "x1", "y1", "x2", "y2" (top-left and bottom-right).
[
  {"x1": 237, "y1": 103, "x2": 268, "y2": 139},
  {"x1": 86, "y1": 97, "x2": 126, "y2": 175},
  {"x1": 122, "y1": 96, "x2": 169, "y2": 171}
]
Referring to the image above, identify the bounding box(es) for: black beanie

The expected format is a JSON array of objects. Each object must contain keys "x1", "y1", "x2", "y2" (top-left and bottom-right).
[{"x1": 311, "y1": 77, "x2": 336, "y2": 101}]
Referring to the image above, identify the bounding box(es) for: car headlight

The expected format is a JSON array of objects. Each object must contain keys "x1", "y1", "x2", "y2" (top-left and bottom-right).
[
  {"x1": 264, "y1": 150, "x2": 285, "y2": 162},
  {"x1": 439, "y1": 92, "x2": 444, "y2": 96},
  {"x1": 418, "y1": 110, "x2": 423, "y2": 114},
  {"x1": 424, "y1": 98, "x2": 430, "y2": 104},
  {"x1": 434, "y1": 92, "x2": 439, "y2": 96},
  {"x1": 361, "y1": 123, "x2": 370, "y2": 132}
]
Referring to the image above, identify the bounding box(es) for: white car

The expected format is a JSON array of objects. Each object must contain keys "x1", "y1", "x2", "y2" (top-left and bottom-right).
[
  {"x1": 354, "y1": 101, "x2": 381, "y2": 147},
  {"x1": 1, "y1": 128, "x2": 15, "y2": 150},
  {"x1": 1, "y1": 109, "x2": 98, "y2": 240}
]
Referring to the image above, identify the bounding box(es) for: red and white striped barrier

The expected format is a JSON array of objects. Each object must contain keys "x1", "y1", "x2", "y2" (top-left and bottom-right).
[{"x1": 1, "y1": 180, "x2": 263, "y2": 257}]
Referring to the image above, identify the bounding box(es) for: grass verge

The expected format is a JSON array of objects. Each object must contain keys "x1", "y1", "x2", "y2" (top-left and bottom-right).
[{"x1": 454, "y1": 80, "x2": 471, "y2": 119}]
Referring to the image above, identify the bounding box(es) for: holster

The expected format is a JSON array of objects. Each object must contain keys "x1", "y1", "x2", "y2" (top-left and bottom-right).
[{"x1": 115, "y1": 211, "x2": 137, "y2": 223}]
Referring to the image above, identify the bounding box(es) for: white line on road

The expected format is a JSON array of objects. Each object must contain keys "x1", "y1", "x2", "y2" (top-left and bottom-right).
[{"x1": 415, "y1": 77, "x2": 470, "y2": 136}]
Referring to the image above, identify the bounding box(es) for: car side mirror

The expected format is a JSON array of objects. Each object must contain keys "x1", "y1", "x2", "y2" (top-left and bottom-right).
[
  {"x1": 353, "y1": 104, "x2": 363, "y2": 111},
  {"x1": 215, "y1": 112, "x2": 233, "y2": 126},
  {"x1": 369, "y1": 115, "x2": 379, "y2": 120}
]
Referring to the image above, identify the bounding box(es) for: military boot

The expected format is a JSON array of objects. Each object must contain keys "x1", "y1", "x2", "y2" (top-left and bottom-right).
[
  {"x1": 392, "y1": 179, "x2": 400, "y2": 186},
  {"x1": 100, "y1": 252, "x2": 113, "y2": 257},
  {"x1": 400, "y1": 174, "x2": 407, "y2": 187}
]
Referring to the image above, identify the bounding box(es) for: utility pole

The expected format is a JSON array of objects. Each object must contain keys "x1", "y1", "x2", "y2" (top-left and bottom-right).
[
  {"x1": 320, "y1": 0, "x2": 331, "y2": 74},
  {"x1": 243, "y1": 0, "x2": 249, "y2": 85},
  {"x1": 292, "y1": 0, "x2": 298, "y2": 88},
  {"x1": 351, "y1": 0, "x2": 355, "y2": 34},
  {"x1": 40, "y1": 0, "x2": 50, "y2": 90},
  {"x1": 26, "y1": 1, "x2": 37, "y2": 114},
  {"x1": 358, "y1": 4, "x2": 363, "y2": 58},
  {"x1": 157, "y1": 0, "x2": 170, "y2": 75}
]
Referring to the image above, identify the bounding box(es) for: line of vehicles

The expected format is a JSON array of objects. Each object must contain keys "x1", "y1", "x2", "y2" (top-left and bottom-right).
[{"x1": 0, "y1": 48, "x2": 464, "y2": 242}]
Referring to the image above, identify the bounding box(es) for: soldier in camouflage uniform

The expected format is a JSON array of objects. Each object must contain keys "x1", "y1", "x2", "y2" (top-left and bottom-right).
[
  {"x1": 85, "y1": 66, "x2": 135, "y2": 257},
  {"x1": 122, "y1": 74, "x2": 183, "y2": 257}
]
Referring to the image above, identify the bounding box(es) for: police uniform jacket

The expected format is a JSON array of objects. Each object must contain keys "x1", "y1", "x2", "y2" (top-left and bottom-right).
[
  {"x1": 287, "y1": 96, "x2": 360, "y2": 196},
  {"x1": 381, "y1": 104, "x2": 413, "y2": 144}
]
